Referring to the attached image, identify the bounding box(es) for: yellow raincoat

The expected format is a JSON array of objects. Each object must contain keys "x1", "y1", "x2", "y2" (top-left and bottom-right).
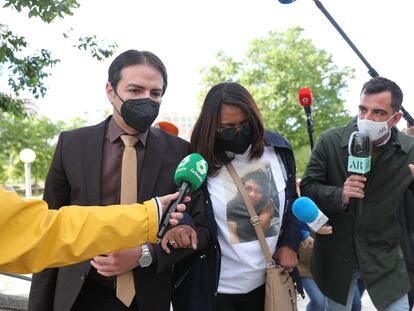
[{"x1": 0, "y1": 188, "x2": 158, "y2": 274}]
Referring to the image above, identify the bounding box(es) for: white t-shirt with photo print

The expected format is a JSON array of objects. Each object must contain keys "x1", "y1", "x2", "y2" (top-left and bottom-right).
[{"x1": 208, "y1": 145, "x2": 286, "y2": 294}]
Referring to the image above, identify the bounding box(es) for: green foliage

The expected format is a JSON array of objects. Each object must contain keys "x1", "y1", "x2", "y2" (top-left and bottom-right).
[
  {"x1": 1, "y1": 23, "x2": 60, "y2": 97},
  {"x1": 294, "y1": 144, "x2": 312, "y2": 178},
  {"x1": 0, "y1": 1, "x2": 117, "y2": 117},
  {"x1": 63, "y1": 27, "x2": 118, "y2": 61},
  {"x1": 75, "y1": 35, "x2": 118, "y2": 61},
  {"x1": 0, "y1": 114, "x2": 62, "y2": 184},
  {"x1": 199, "y1": 27, "x2": 354, "y2": 173},
  {"x1": 0, "y1": 92, "x2": 27, "y2": 117},
  {"x1": 0, "y1": 114, "x2": 87, "y2": 185},
  {"x1": 0, "y1": 23, "x2": 59, "y2": 115},
  {"x1": 3, "y1": 0, "x2": 80, "y2": 23}
]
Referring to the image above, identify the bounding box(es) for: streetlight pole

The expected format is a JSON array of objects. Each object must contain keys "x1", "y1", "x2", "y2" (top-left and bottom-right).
[{"x1": 19, "y1": 148, "x2": 36, "y2": 198}]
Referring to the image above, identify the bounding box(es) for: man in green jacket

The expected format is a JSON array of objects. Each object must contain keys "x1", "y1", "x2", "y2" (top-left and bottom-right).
[{"x1": 301, "y1": 77, "x2": 414, "y2": 310}]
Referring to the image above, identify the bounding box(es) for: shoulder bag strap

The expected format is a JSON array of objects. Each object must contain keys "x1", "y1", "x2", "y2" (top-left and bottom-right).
[{"x1": 225, "y1": 162, "x2": 275, "y2": 267}]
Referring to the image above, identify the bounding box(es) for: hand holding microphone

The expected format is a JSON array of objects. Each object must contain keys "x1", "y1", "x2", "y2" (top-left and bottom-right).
[
  {"x1": 157, "y1": 153, "x2": 208, "y2": 239},
  {"x1": 342, "y1": 175, "x2": 366, "y2": 205},
  {"x1": 158, "y1": 192, "x2": 191, "y2": 226}
]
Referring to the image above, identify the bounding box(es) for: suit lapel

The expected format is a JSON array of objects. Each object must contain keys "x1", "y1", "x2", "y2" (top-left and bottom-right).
[
  {"x1": 139, "y1": 128, "x2": 164, "y2": 201},
  {"x1": 83, "y1": 118, "x2": 109, "y2": 205}
]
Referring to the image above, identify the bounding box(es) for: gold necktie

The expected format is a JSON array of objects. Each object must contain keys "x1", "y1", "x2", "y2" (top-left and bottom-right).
[{"x1": 116, "y1": 134, "x2": 139, "y2": 307}]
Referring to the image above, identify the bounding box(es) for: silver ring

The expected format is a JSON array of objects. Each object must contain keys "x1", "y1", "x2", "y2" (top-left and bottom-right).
[{"x1": 169, "y1": 240, "x2": 176, "y2": 246}]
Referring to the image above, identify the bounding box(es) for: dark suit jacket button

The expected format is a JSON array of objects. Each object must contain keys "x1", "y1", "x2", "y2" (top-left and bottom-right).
[{"x1": 80, "y1": 273, "x2": 87, "y2": 280}]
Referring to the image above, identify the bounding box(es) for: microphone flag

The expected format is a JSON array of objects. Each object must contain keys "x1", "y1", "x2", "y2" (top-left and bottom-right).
[{"x1": 347, "y1": 132, "x2": 372, "y2": 174}]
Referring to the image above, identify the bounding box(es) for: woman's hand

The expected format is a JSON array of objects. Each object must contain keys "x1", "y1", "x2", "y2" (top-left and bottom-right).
[
  {"x1": 274, "y1": 246, "x2": 298, "y2": 272},
  {"x1": 160, "y1": 225, "x2": 198, "y2": 254}
]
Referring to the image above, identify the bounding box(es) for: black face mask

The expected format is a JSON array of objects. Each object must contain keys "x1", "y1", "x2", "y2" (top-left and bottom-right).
[
  {"x1": 115, "y1": 94, "x2": 160, "y2": 133},
  {"x1": 216, "y1": 121, "x2": 253, "y2": 154}
]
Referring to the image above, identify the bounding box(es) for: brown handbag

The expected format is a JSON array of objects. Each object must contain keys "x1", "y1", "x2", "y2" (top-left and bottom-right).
[{"x1": 226, "y1": 163, "x2": 298, "y2": 311}]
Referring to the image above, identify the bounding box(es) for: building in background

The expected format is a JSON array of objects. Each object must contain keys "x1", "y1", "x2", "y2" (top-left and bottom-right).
[
  {"x1": 155, "y1": 111, "x2": 198, "y2": 141},
  {"x1": 23, "y1": 99, "x2": 39, "y2": 114}
]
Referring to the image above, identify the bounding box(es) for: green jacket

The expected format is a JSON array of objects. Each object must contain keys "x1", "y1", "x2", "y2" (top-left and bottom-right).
[{"x1": 301, "y1": 118, "x2": 414, "y2": 309}]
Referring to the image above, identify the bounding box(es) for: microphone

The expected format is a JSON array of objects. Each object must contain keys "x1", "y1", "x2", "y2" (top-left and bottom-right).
[
  {"x1": 157, "y1": 153, "x2": 208, "y2": 238},
  {"x1": 298, "y1": 87, "x2": 314, "y2": 150},
  {"x1": 154, "y1": 121, "x2": 179, "y2": 136},
  {"x1": 347, "y1": 131, "x2": 372, "y2": 214},
  {"x1": 277, "y1": 0, "x2": 414, "y2": 125},
  {"x1": 298, "y1": 87, "x2": 312, "y2": 108},
  {"x1": 292, "y1": 197, "x2": 329, "y2": 232},
  {"x1": 348, "y1": 131, "x2": 372, "y2": 174}
]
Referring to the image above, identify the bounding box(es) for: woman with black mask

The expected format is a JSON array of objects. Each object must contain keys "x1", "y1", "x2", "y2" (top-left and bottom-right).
[{"x1": 165, "y1": 82, "x2": 302, "y2": 311}]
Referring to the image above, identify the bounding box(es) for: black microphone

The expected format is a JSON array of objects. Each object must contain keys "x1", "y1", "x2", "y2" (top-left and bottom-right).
[
  {"x1": 298, "y1": 87, "x2": 314, "y2": 150},
  {"x1": 347, "y1": 132, "x2": 372, "y2": 214}
]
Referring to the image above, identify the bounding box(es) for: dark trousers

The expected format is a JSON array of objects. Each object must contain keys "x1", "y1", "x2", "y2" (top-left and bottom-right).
[
  {"x1": 215, "y1": 284, "x2": 265, "y2": 311},
  {"x1": 71, "y1": 269, "x2": 139, "y2": 311},
  {"x1": 71, "y1": 290, "x2": 138, "y2": 311}
]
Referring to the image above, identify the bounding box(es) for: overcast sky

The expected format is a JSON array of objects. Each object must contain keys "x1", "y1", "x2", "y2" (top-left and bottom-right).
[{"x1": 1, "y1": 0, "x2": 413, "y2": 127}]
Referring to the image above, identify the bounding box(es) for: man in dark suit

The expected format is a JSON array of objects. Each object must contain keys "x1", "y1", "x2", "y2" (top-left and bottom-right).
[{"x1": 28, "y1": 50, "x2": 209, "y2": 311}]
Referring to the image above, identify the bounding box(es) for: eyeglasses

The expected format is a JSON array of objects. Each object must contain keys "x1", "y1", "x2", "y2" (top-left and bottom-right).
[{"x1": 217, "y1": 120, "x2": 251, "y2": 140}]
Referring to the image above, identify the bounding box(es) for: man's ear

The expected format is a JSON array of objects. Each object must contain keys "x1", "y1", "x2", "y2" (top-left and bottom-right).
[
  {"x1": 106, "y1": 82, "x2": 116, "y2": 103},
  {"x1": 391, "y1": 111, "x2": 403, "y2": 127}
]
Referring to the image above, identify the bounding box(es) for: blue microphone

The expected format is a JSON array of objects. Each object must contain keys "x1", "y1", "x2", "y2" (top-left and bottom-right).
[
  {"x1": 278, "y1": 0, "x2": 296, "y2": 3},
  {"x1": 292, "y1": 197, "x2": 328, "y2": 232}
]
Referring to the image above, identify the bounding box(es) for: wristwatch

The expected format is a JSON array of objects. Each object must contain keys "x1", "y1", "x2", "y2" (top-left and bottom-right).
[{"x1": 139, "y1": 244, "x2": 152, "y2": 267}]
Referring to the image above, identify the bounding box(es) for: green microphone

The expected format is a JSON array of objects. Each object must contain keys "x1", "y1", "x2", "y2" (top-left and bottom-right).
[{"x1": 157, "y1": 153, "x2": 208, "y2": 238}]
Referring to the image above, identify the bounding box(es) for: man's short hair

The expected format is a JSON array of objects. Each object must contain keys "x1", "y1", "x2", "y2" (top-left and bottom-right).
[
  {"x1": 108, "y1": 50, "x2": 168, "y2": 95},
  {"x1": 361, "y1": 77, "x2": 403, "y2": 112}
]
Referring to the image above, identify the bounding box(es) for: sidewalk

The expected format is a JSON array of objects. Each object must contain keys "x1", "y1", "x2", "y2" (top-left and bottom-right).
[
  {"x1": 297, "y1": 291, "x2": 376, "y2": 310},
  {"x1": 1, "y1": 274, "x2": 379, "y2": 310}
]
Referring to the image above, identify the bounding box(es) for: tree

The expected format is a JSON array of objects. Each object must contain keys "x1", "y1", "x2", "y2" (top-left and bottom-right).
[
  {"x1": 199, "y1": 27, "x2": 355, "y2": 175},
  {"x1": 0, "y1": 0, "x2": 117, "y2": 117},
  {"x1": 0, "y1": 114, "x2": 87, "y2": 186}
]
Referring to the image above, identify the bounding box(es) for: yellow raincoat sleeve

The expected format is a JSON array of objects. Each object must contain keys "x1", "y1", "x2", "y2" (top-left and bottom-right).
[{"x1": 0, "y1": 188, "x2": 159, "y2": 274}]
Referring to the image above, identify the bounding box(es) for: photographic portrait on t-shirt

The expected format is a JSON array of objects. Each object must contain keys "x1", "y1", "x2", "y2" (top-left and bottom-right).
[{"x1": 226, "y1": 162, "x2": 281, "y2": 244}]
